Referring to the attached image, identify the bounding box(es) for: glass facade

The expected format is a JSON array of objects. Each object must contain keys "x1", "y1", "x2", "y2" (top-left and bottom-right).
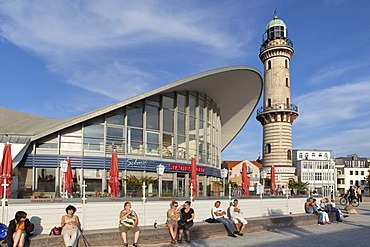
[
  {"x1": 34, "y1": 91, "x2": 221, "y2": 165},
  {"x1": 26, "y1": 91, "x2": 222, "y2": 198}
]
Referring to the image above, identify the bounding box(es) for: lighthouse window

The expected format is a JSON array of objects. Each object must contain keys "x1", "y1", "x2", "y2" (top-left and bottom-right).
[
  {"x1": 286, "y1": 78, "x2": 289, "y2": 87},
  {"x1": 265, "y1": 144, "x2": 271, "y2": 154},
  {"x1": 287, "y1": 150, "x2": 292, "y2": 160},
  {"x1": 285, "y1": 60, "x2": 288, "y2": 68},
  {"x1": 267, "y1": 61, "x2": 271, "y2": 70}
]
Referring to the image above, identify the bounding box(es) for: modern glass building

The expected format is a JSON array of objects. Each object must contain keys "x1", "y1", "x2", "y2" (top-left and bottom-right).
[{"x1": 0, "y1": 66, "x2": 262, "y2": 198}]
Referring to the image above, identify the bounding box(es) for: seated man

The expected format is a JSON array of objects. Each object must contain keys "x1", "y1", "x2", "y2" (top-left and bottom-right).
[
  {"x1": 212, "y1": 201, "x2": 238, "y2": 237},
  {"x1": 305, "y1": 198, "x2": 325, "y2": 225},
  {"x1": 228, "y1": 199, "x2": 248, "y2": 236},
  {"x1": 313, "y1": 198, "x2": 330, "y2": 224}
]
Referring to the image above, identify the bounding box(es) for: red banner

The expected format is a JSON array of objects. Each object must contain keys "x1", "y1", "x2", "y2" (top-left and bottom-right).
[{"x1": 169, "y1": 164, "x2": 205, "y2": 173}]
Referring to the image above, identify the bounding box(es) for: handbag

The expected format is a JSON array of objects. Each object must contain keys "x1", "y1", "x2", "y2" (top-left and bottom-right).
[
  {"x1": 178, "y1": 219, "x2": 187, "y2": 227},
  {"x1": 50, "y1": 226, "x2": 63, "y2": 236}
]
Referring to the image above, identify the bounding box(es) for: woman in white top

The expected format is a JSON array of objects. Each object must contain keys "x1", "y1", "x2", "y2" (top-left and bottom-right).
[{"x1": 61, "y1": 205, "x2": 80, "y2": 247}]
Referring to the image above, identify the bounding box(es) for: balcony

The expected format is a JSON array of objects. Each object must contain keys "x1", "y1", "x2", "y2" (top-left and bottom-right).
[
  {"x1": 260, "y1": 38, "x2": 293, "y2": 53},
  {"x1": 257, "y1": 103, "x2": 298, "y2": 116}
]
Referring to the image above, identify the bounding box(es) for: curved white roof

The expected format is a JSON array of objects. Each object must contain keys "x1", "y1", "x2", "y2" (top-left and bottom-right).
[{"x1": 0, "y1": 66, "x2": 262, "y2": 151}]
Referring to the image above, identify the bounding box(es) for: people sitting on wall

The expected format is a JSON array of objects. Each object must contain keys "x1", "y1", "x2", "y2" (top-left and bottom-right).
[
  {"x1": 211, "y1": 201, "x2": 238, "y2": 237},
  {"x1": 61, "y1": 205, "x2": 80, "y2": 247},
  {"x1": 320, "y1": 198, "x2": 342, "y2": 222},
  {"x1": 6, "y1": 211, "x2": 34, "y2": 247},
  {"x1": 177, "y1": 201, "x2": 195, "y2": 243},
  {"x1": 228, "y1": 199, "x2": 247, "y2": 236},
  {"x1": 166, "y1": 200, "x2": 180, "y2": 244},
  {"x1": 312, "y1": 198, "x2": 330, "y2": 224},
  {"x1": 119, "y1": 202, "x2": 140, "y2": 247},
  {"x1": 305, "y1": 198, "x2": 327, "y2": 225}
]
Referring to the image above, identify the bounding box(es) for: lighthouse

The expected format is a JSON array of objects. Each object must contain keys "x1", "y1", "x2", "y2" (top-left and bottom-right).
[{"x1": 256, "y1": 11, "x2": 298, "y2": 186}]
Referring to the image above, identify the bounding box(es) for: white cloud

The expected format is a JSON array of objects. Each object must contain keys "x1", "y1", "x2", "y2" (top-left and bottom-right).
[
  {"x1": 306, "y1": 63, "x2": 361, "y2": 85},
  {"x1": 296, "y1": 127, "x2": 370, "y2": 157},
  {"x1": 295, "y1": 79, "x2": 370, "y2": 129},
  {"x1": 0, "y1": 1, "x2": 254, "y2": 99}
]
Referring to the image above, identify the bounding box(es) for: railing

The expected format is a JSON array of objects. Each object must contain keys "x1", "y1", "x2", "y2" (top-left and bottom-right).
[
  {"x1": 257, "y1": 103, "x2": 298, "y2": 115},
  {"x1": 260, "y1": 38, "x2": 293, "y2": 52}
]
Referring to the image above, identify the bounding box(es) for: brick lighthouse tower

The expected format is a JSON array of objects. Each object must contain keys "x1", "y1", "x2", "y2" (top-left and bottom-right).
[{"x1": 256, "y1": 11, "x2": 298, "y2": 186}]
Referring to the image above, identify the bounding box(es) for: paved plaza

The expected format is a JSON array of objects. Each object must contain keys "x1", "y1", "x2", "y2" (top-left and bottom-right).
[{"x1": 99, "y1": 201, "x2": 370, "y2": 247}]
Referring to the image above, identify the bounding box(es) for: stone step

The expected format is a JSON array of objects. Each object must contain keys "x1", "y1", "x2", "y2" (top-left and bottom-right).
[{"x1": 27, "y1": 214, "x2": 317, "y2": 246}]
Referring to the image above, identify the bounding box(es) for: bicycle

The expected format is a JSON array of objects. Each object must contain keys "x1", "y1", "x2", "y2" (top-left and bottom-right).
[{"x1": 339, "y1": 194, "x2": 359, "y2": 207}]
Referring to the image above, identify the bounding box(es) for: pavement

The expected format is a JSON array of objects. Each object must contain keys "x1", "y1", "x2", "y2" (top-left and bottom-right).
[{"x1": 97, "y1": 200, "x2": 370, "y2": 247}]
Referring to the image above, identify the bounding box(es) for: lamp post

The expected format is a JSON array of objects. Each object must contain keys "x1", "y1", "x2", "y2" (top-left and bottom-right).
[
  {"x1": 261, "y1": 170, "x2": 267, "y2": 199},
  {"x1": 156, "y1": 164, "x2": 165, "y2": 197},
  {"x1": 220, "y1": 168, "x2": 228, "y2": 197}
]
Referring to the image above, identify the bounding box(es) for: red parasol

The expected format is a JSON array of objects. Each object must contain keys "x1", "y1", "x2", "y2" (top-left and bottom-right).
[
  {"x1": 0, "y1": 144, "x2": 12, "y2": 198},
  {"x1": 64, "y1": 158, "x2": 74, "y2": 196},
  {"x1": 270, "y1": 166, "x2": 276, "y2": 195},
  {"x1": 108, "y1": 151, "x2": 120, "y2": 197},
  {"x1": 191, "y1": 157, "x2": 197, "y2": 197},
  {"x1": 242, "y1": 162, "x2": 250, "y2": 196}
]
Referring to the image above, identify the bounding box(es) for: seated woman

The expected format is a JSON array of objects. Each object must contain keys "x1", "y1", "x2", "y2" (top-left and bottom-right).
[
  {"x1": 119, "y1": 202, "x2": 140, "y2": 247},
  {"x1": 178, "y1": 201, "x2": 195, "y2": 243},
  {"x1": 61, "y1": 205, "x2": 80, "y2": 247},
  {"x1": 6, "y1": 211, "x2": 34, "y2": 247},
  {"x1": 166, "y1": 200, "x2": 180, "y2": 244}
]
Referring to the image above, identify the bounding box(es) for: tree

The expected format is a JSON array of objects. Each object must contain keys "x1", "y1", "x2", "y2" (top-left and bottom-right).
[
  {"x1": 124, "y1": 175, "x2": 157, "y2": 197},
  {"x1": 288, "y1": 179, "x2": 309, "y2": 195}
]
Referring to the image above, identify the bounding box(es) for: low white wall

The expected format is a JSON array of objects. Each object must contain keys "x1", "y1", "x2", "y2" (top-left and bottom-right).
[{"x1": 0, "y1": 197, "x2": 306, "y2": 234}]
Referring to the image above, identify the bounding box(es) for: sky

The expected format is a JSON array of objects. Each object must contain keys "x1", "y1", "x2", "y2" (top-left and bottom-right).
[{"x1": 1, "y1": 0, "x2": 370, "y2": 161}]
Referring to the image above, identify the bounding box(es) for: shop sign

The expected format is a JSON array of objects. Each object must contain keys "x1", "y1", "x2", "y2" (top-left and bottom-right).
[{"x1": 169, "y1": 164, "x2": 205, "y2": 173}]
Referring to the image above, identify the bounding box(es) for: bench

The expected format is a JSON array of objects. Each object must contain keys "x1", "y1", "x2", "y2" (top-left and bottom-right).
[{"x1": 28, "y1": 214, "x2": 318, "y2": 246}]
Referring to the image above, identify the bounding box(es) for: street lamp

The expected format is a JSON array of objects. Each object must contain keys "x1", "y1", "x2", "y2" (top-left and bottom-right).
[
  {"x1": 156, "y1": 164, "x2": 165, "y2": 197},
  {"x1": 260, "y1": 170, "x2": 267, "y2": 198},
  {"x1": 220, "y1": 168, "x2": 228, "y2": 197}
]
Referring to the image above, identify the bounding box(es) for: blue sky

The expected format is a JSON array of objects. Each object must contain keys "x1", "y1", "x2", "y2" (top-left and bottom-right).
[{"x1": 1, "y1": 0, "x2": 369, "y2": 160}]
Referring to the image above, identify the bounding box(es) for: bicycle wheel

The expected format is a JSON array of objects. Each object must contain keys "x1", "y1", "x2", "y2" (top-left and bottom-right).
[
  {"x1": 351, "y1": 198, "x2": 359, "y2": 207},
  {"x1": 339, "y1": 197, "x2": 347, "y2": 206}
]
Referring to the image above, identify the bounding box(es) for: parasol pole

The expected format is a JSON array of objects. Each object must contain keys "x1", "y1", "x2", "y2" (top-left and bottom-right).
[{"x1": 1, "y1": 178, "x2": 9, "y2": 223}]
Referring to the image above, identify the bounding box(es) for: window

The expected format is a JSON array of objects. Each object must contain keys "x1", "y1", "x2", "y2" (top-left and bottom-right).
[
  {"x1": 127, "y1": 128, "x2": 143, "y2": 154},
  {"x1": 350, "y1": 171, "x2": 353, "y2": 175},
  {"x1": 268, "y1": 61, "x2": 271, "y2": 70},
  {"x1": 312, "y1": 153, "x2": 315, "y2": 157},
  {"x1": 350, "y1": 180, "x2": 353, "y2": 185},
  {"x1": 127, "y1": 103, "x2": 143, "y2": 128},
  {"x1": 355, "y1": 171, "x2": 359, "y2": 175},
  {"x1": 286, "y1": 98, "x2": 289, "y2": 106},
  {"x1": 163, "y1": 109, "x2": 174, "y2": 133},
  {"x1": 285, "y1": 59, "x2": 288, "y2": 68},
  {"x1": 265, "y1": 144, "x2": 271, "y2": 154},
  {"x1": 106, "y1": 113, "x2": 124, "y2": 125},
  {"x1": 267, "y1": 98, "x2": 272, "y2": 107},
  {"x1": 177, "y1": 93, "x2": 186, "y2": 113},
  {"x1": 318, "y1": 153, "x2": 322, "y2": 157},
  {"x1": 287, "y1": 150, "x2": 292, "y2": 160},
  {"x1": 106, "y1": 127, "x2": 124, "y2": 153},
  {"x1": 146, "y1": 131, "x2": 159, "y2": 155},
  {"x1": 83, "y1": 124, "x2": 103, "y2": 151},
  {"x1": 162, "y1": 133, "x2": 174, "y2": 157},
  {"x1": 361, "y1": 171, "x2": 365, "y2": 176},
  {"x1": 299, "y1": 153, "x2": 303, "y2": 159},
  {"x1": 305, "y1": 153, "x2": 308, "y2": 160},
  {"x1": 286, "y1": 78, "x2": 289, "y2": 87},
  {"x1": 315, "y1": 172, "x2": 322, "y2": 181},
  {"x1": 36, "y1": 168, "x2": 56, "y2": 192},
  {"x1": 146, "y1": 105, "x2": 159, "y2": 130}
]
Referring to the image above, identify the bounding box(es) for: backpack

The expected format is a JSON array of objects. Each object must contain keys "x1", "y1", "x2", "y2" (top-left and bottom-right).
[{"x1": 0, "y1": 223, "x2": 7, "y2": 240}]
